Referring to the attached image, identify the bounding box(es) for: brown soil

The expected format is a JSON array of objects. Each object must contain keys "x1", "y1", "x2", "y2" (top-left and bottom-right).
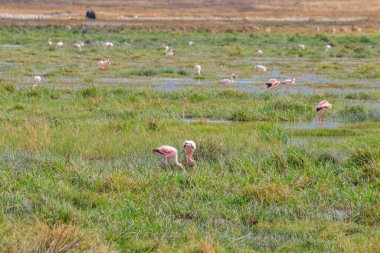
[
  {"x1": 0, "y1": 0, "x2": 380, "y2": 32},
  {"x1": 1, "y1": 0, "x2": 380, "y2": 19}
]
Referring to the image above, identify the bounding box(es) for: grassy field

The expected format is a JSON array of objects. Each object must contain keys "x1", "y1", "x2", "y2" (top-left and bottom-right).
[{"x1": 0, "y1": 27, "x2": 379, "y2": 252}]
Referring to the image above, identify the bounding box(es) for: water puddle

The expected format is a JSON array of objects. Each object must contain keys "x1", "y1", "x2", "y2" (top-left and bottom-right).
[
  {"x1": 0, "y1": 44, "x2": 21, "y2": 48},
  {"x1": 282, "y1": 120, "x2": 341, "y2": 130},
  {"x1": 6, "y1": 73, "x2": 380, "y2": 96},
  {"x1": 179, "y1": 118, "x2": 234, "y2": 124},
  {"x1": 179, "y1": 118, "x2": 342, "y2": 130}
]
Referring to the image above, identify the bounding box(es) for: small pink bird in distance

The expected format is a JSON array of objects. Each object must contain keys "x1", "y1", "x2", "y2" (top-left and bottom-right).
[
  {"x1": 218, "y1": 74, "x2": 236, "y2": 86},
  {"x1": 97, "y1": 59, "x2": 111, "y2": 70}
]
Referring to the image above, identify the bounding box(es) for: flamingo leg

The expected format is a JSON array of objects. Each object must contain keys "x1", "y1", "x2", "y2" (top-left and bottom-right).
[
  {"x1": 161, "y1": 158, "x2": 165, "y2": 171},
  {"x1": 167, "y1": 158, "x2": 171, "y2": 171}
]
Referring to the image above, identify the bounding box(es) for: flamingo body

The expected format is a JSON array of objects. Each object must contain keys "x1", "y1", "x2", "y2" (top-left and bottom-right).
[
  {"x1": 73, "y1": 42, "x2": 83, "y2": 50},
  {"x1": 97, "y1": 59, "x2": 111, "y2": 70},
  {"x1": 152, "y1": 145, "x2": 184, "y2": 170},
  {"x1": 256, "y1": 65, "x2": 267, "y2": 72},
  {"x1": 33, "y1": 76, "x2": 42, "y2": 89},
  {"x1": 266, "y1": 78, "x2": 280, "y2": 88},
  {"x1": 281, "y1": 77, "x2": 296, "y2": 85},
  {"x1": 103, "y1": 42, "x2": 114, "y2": 48},
  {"x1": 166, "y1": 48, "x2": 174, "y2": 56},
  {"x1": 325, "y1": 44, "x2": 332, "y2": 53},
  {"x1": 218, "y1": 74, "x2": 236, "y2": 86},
  {"x1": 56, "y1": 41, "x2": 63, "y2": 47},
  {"x1": 298, "y1": 44, "x2": 305, "y2": 50},
  {"x1": 194, "y1": 65, "x2": 201, "y2": 76},
  {"x1": 316, "y1": 100, "x2": 332, "y2": 112}
]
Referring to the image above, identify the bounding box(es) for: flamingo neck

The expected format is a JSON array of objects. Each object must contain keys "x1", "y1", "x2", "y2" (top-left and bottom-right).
[
  {"x1": 185, "y1": 151, "x2": 195, "y2": 165},
  {"x1": 174, "y1": 154, "x2": 184, "y2": 170}
]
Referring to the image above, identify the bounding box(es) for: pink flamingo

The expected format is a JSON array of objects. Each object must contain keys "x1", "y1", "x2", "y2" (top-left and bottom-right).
[
  {"x1": 166, "y1": 48, "x2": 174, "y2": 57},
  {"x1": 33, "y1": 76, "x2": 41, "y2": 89},
  {"x1": 325, "y1": 44, "x2": 331, "y2": 53},
  {"x1": 183, "y1": 140, "x2": 196, "y2": 166},
  {"x1": 56, "y1": 41, "x2": 63, "y2": 47},
  {"x1": 97, "y1": 59, "x2": 111, "y2": 70},
  {"x1": 281, "y1": 77, "x2": 296, "y2": 86},
  {"x1": 103, "y1": 42, "x2": 114, "y2": 48},
  {"x1": 316, "y1": 100, "x2": 332, "y2": 121},
  {"x1": 298, "y1": 44, "x2": 305, "y2": 50},
  {"x1": 218, "y1": 74, "x2": 236, "y2": 86},
  {"x1": 152, "y1": 145, "x2": 184, "y2": 170},
  {"x1": 194, "y1": 65, "x2": 201, "y2": 76},
  {"x1": 73, "y1": 42, "x2": 83, "y2": 50},
  {"x1": 266, "y1": 78, "x2": 280, "y2": 88},
  {"x1": 256, "y1": 65, "x2": 267, "y2": 72},
  {"x1": 256, "y1": 49, "x2": 263, "y2": 55}
]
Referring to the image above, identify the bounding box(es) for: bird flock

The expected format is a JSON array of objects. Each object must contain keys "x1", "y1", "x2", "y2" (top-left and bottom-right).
[{"x1": 34, "y1": 37, "x2": 333, "y2": 171}]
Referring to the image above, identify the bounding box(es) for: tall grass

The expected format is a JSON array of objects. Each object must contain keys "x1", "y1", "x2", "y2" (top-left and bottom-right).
[{"x1": 0, "y1": 26, "x2": 379, "y2": 252}]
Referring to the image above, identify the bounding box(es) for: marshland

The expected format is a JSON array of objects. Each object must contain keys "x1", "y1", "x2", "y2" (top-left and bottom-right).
[{"x1": 0, "y1": 25, "x2": 379, "y2": 252}]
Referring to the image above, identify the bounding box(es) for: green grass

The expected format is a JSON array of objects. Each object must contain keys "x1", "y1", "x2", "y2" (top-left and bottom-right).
[
  {"x1": 0, "y1": 87, "x2": 379, "y2": 252},
  {"x1": 2, "y1": 27, "x2": 380, "y2": 82},
  {"x1": 0, "y1": 27, "x2": 379, "y2": 252}
]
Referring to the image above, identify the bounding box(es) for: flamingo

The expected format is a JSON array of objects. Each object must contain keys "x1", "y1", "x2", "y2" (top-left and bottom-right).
[
  {"x1": 97, "y1": 59, "x2": 111, "y2": 70},
  {"x1": 316, "y1": 100, "x2": 332, "y2": 121},
  {"x1": 266, "y1": 78, "x2": 280, "y2": 88},
  {"x1": 188, "y1": 41, "x2": 194, "y2": 46},
  {"x1": 281, "y1": 77, "x2": 296, "y2": 86},
  {"x1": 103, "y1": 42, "x2": 114, "y2": 48},
  {"x1": 256, "y1": 65, "x2": 267, "y2": 72},
  {"x1": 48, "y1": 38, "x2": 52, "y2": 46},
  {"x1": 56, "y1": 41, "x2": 63, "y2": 47},
  {"x1": 152, "y1": 145, "x2": 184, "y2": 170},
  {"x1": 194, "y1": 65, "x2": 201, "y2": 76},
  {"x1": 298, "y1": 44, "x2": 305, "y2": 50},
  {"x1": 73, "y1": 42, "x2": 83, "y2": 50},
  {"x1": 218, "y1": 74, "x2": 236, "y2": 86},
  {"x1": 33, "y1": 76, "x2": 41, "y2": 89},
  {"x1": 166, "y1": 48, "x2": 174, "y2": 57},
  {"x1": 162, "y1": 43, "x2": 170, "y2": 51},
  {"x1": 256, "y1": 49, "x2": 263, "y2": 55},
  {"x1": 325, "y1": 44, "x2": 331, "y2": 53},
  {"x1": 183, "y1": 140, "x2": 196, "y2": 166}
]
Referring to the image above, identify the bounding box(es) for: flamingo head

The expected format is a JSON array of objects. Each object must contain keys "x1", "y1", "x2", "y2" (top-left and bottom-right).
[
  {"x1": 231, "y1": 74, "x2": 236, "y2": 80},
  {"x1": 183, "y1": 141, "x2": 196, "y2": 166}
]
